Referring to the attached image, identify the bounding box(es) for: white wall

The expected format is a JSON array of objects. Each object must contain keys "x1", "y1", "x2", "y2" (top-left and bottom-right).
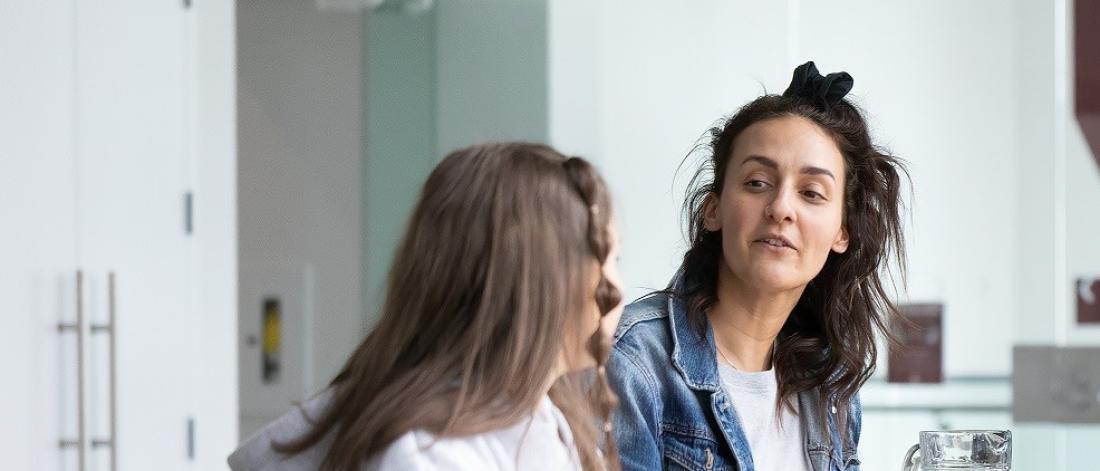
[
  {"x1": 237, "y1": 0, "x2": 364, "y2": 437},
  {"x1": 193, "y1": 0, "x2": 240, "y2": 465},
  {"x1": 1016, "y1": 0, "x2": 1061, "y2": 348},
  {"x1": 547, "y1": 0, "x2": 600, "y2": 160}
]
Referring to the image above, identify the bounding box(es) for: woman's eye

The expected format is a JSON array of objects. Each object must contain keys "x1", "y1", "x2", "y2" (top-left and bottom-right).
[
  {"x1": 802, "y1": 190, "x2": 825, "y2": 200},
  {"x1": 745, "y1": 180, "x2": 769, "y2": 189}
]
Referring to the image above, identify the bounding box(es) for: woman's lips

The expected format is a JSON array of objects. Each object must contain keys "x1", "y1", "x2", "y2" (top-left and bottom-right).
[{"x1": 753, "y1": 238, "x2": 796, "y2": 253}]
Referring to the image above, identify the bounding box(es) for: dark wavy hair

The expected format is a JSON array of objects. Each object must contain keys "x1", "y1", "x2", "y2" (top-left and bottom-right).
[
  {"x1": 274, "y1": 143, "x2": 621, "y2": 470},
  {"x1": 678, "y1": 94, "x2": 908, "y2": 423}
]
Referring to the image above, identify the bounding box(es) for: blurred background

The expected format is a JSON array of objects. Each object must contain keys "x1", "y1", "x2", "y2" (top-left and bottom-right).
[{"x1": 3, "y1": 0, "x2": 1099, "y2": 469}]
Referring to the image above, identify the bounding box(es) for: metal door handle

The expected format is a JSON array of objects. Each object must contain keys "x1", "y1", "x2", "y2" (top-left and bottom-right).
[
  {"x1": 90, "y1": 272, "x2": 118, "y2": 471},
  {"x1": 57, "y1": 270, "x2": 86, "y2": 471}
]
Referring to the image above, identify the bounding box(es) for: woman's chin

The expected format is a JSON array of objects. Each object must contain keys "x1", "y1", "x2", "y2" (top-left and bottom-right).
[
  {"x1": 724, "y1": 256, "x2": 810, "y2": 293},
  {"x1": 745, "y1": 267, "x2": 806, "y2": 293}
]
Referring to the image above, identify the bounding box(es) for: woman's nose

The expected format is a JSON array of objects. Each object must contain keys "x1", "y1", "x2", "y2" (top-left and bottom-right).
[{"x1": 765, "y1": 188, "x2": 796, "y2": 223}]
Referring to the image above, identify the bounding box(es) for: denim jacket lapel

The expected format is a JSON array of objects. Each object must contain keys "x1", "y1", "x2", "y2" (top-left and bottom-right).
[
  {"x1": 798, "y1": 389, "x2": 834, "y2": 471},
  {"x1": 667, "y1": 294, "x2": 757, "y2": 470}
]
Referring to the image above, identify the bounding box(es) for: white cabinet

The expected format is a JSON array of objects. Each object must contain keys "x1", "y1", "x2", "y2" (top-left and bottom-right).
[
  {"x1": 76, "y1": 1, "x2": 194, "y2": 470},
  {"x1": 0, "y1": 3, "x2": 79, "y2": 470},
  {"x1": 1, "y1": 1, "x2": 234, "y2": 470}
]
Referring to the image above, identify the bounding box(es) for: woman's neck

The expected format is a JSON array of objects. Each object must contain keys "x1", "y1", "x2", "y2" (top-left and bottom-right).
[{"x1": 707, "y1": 264, "x2": 805, "y2": 372}]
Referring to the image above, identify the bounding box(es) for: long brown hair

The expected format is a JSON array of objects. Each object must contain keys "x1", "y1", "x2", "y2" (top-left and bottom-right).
[
  {"x1": 275, "y1": 143, "x2": 621, "y2": 470},
  {"x1": 679, "y1": 95, "x2": 908, "y2": 424}
]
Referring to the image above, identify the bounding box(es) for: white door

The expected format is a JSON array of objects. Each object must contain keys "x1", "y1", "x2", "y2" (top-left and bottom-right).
[
  {"x1": 0, "y1": 1, "x2": 79, "y2": 470},
  {"x1": 76, "y1": 0, "x2": 195, "y2": 469}
]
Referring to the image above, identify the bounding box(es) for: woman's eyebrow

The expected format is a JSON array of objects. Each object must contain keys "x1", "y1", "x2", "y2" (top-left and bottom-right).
[
  {"x1": 801, "y1": 166, "x2": 836, "y2": 181},
  {"x1": 742, "y1": 155, "x2": 836, "y2": 181},
  {"x1": 742, "y1": 155, "x2": 779, "y2": 169}
]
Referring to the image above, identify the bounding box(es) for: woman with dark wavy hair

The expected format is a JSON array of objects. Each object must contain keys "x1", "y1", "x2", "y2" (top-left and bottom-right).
[
  {"x1": 229, "y1": 143, "x2": 624, "y2": 470},
  {"x1": 609, "y1": 62, "x2": 907, "y2": 471}
]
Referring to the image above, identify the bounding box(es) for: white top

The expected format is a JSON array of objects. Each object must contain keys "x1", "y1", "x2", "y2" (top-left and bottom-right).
[
  {"x1": 717, "y1": 363, "x2": 812, "y2": 471},
  {"x1": 229, "y1": 392, "x2": 581, "y2": 471},
  {"x1": 366, "y1": 395, "x2": 581, "y2": 470}
]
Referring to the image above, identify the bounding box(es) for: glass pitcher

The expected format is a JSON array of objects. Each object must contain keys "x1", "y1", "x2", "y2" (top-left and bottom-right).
[{"x1": 901, "y1": 430, "x2": 1011, "y2": 470}]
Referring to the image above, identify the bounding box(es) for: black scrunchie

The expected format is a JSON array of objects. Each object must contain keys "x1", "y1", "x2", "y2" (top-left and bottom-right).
[{"x1": 782, "y1": 61, "x2": 853, "y2": 109}]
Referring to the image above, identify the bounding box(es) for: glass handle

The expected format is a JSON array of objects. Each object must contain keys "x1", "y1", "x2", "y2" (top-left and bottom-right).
[{"x1": 902, "y1": 444, "x2": 921, "y2": 471}]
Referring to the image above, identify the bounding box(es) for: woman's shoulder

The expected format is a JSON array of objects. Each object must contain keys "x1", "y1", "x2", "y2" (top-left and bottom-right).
[
  {"x1": 612, "y1": 291, "x2": 675, "y2": 352},
  {"x1": 229, "y1": 392, "x2": 578, "y2": 471},
  {"x1": 366, "y1": 431, "x2": 497, "y2": 470},
  {"x1": 608, "y1": 292, "x2": 683, "y2": 396},
  {"x1": 369, "y1": 397, "x2": 579, "y2": 471},
  {"x1": 228, "y1": 390, "x2": 335, "y2": 470}
]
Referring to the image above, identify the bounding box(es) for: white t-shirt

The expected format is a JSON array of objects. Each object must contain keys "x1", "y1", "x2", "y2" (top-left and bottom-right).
[
  {"x1": 367, "y1": 395, "x2": 581, "y2": 470},
  {"x1": 229, "y1": 392, "x2": 581, "y2": 470},
  {"x1": 717, "y1": 363, "x2": 812, "y2": 471}
]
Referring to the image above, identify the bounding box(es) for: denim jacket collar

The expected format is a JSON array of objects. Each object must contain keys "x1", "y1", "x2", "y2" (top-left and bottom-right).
[{"x1": 666, "y1": 293, "x2": 724, "y2": 393}]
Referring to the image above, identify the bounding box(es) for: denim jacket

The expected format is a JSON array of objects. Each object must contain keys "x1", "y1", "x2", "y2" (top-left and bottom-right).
[{"x1": 607, "y1": 290, "x2": 861, "y2": 471}]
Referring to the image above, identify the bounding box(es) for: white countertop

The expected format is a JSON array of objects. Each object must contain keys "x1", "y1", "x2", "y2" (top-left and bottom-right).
[{"x1": 859, "y1": 377, "x2": 1012, "y2": 411}]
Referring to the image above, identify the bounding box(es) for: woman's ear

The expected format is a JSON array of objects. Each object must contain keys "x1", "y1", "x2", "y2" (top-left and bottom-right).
[
  {"x1": 832, "y1": 225, "x2": 850, "y2": 253},
  {"x1": 703, "y1": 193, "x2": 721, "y2": 231}
]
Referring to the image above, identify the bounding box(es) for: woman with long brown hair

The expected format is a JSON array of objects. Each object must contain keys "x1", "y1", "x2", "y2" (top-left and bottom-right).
[
  {"x1": 608, "y1": 62, "x2": 908, "y2": 471},
  {"x1": 230, "y1": 142, "x2": 624, "y2": 470}
]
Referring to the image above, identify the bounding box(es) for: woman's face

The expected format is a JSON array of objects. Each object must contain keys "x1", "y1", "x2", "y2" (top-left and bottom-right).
[{"x1": 704, "y1": 116, "x2": 849, "y2": 293}]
